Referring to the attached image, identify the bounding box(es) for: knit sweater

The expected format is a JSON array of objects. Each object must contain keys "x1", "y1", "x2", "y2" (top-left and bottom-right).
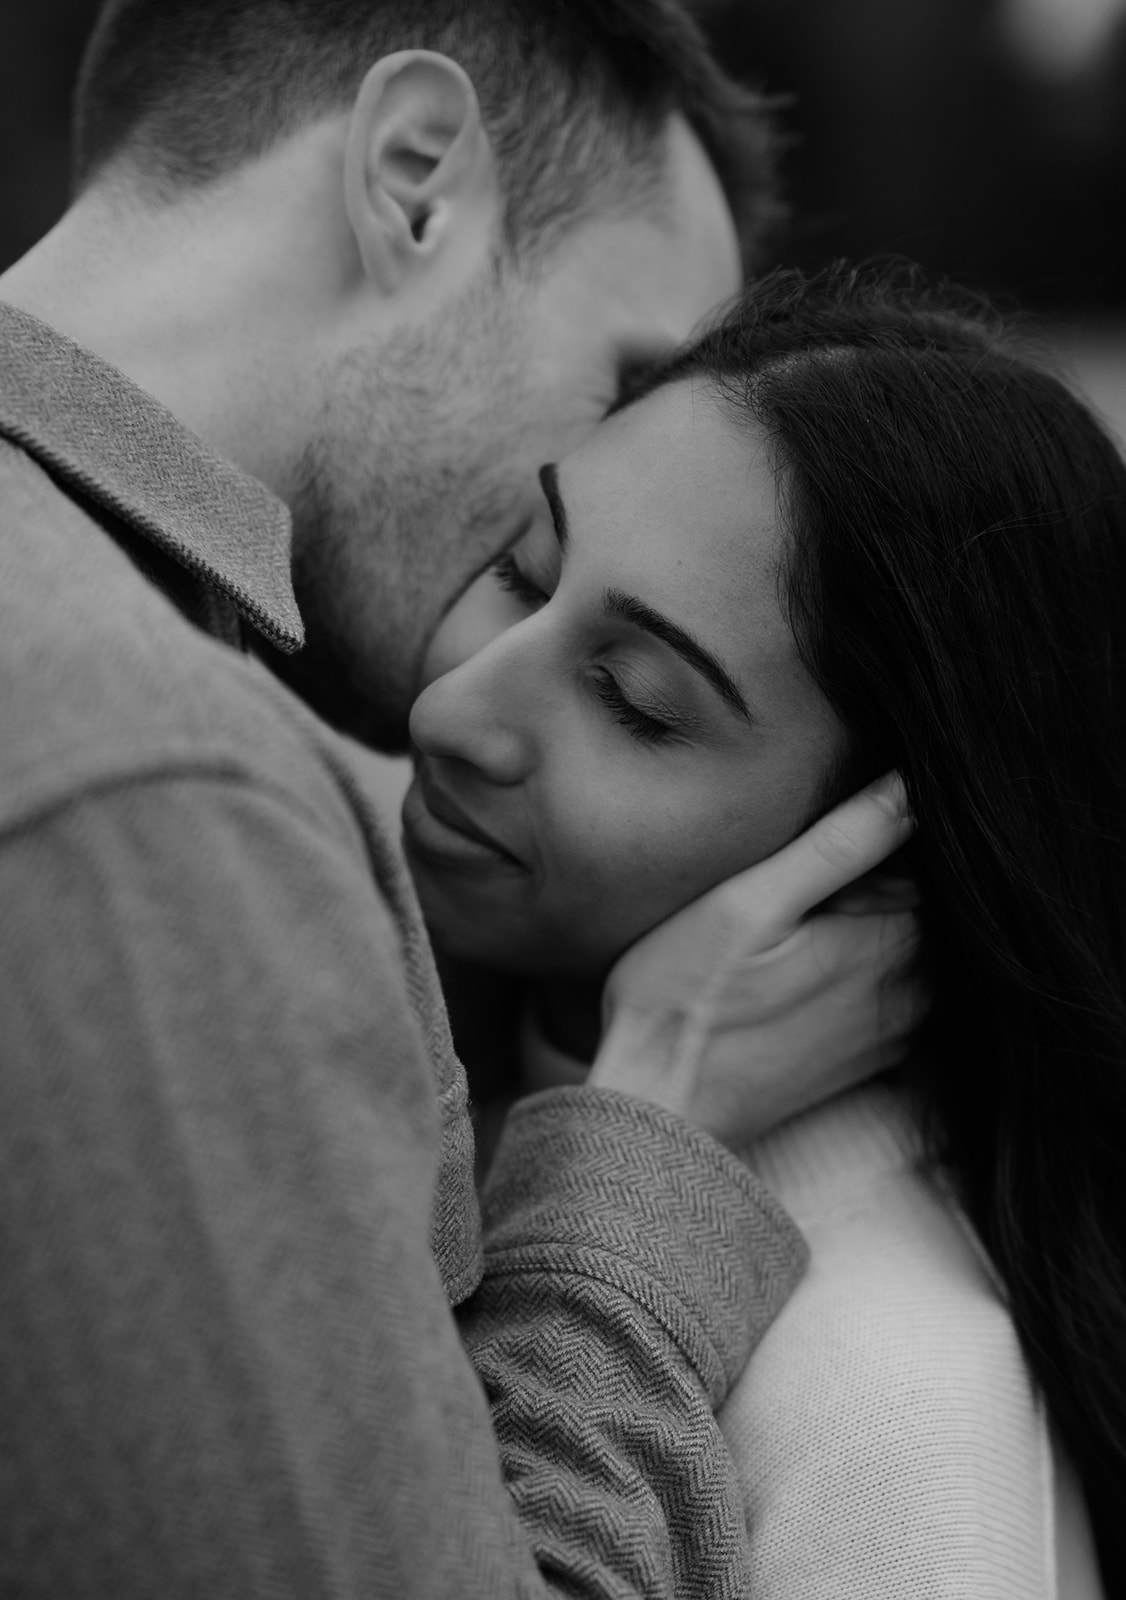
[{"x1": 722, "y1": 1082, "x2": 1105, "y2": 1599}]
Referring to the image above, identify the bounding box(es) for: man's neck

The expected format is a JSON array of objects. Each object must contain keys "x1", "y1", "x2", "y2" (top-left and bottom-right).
[{"x1": 0, "y1": 174, "x2": 329, "y2": 502}]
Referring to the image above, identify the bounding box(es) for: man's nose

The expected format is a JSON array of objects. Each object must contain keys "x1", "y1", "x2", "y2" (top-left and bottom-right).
[{"x1": 408, "y1": 634, "x2": 534, "y2": 786}]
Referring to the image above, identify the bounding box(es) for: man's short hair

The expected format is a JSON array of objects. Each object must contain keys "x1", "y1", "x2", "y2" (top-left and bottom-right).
[{"x1": 73, "y1": 0, "x2": 783, "y2": 268}]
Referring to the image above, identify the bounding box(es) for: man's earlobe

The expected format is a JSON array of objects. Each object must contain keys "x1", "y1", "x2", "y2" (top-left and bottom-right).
[{"x1": 344, "y1": 51, "x2": 499, "y2": 294}]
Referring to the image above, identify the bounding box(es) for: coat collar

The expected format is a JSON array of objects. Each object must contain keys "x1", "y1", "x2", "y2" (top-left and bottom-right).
[{"x1": 0, "y1": 300, "x2": 304, "y2": 652}]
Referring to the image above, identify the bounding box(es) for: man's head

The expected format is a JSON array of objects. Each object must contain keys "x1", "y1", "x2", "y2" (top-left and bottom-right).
[
  {"x1": 70, "y1": 0, "x2": 777, "y2": 746},
  {"x1": 74, "y1": 0, "x2": 780, "y2": 268}
]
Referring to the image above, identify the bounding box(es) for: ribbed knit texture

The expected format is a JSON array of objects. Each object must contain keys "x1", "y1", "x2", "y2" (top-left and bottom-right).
[{"x1": 720, "y1": 1082, "x2": 1105, "y2": 1599}]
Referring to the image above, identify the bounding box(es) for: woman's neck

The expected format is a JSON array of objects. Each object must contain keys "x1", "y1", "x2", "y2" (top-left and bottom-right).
[{"x1": 532, "y1": 978, "x2": 604, "y2": 1064}]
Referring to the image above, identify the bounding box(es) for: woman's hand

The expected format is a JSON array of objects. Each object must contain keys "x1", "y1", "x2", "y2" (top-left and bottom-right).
[{"x1": 590, "y1": 774, "x2": 921, "y2": 1156}]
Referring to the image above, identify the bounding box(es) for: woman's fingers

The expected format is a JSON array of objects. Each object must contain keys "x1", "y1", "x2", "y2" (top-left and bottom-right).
[
  {"x1": 597, "y1": 775, "x2": 921, "y2": 1147},
  {"x1": 825, "y1": 875, "x2": 920, "y2": 917},
  {"x1": 714, "y1": 772, "x2": 914, "y2": 941}
]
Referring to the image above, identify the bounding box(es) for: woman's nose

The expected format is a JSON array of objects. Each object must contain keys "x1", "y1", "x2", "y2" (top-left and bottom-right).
[{"x1": 409, "y1": 635, "x2": 534, "y2": 787}]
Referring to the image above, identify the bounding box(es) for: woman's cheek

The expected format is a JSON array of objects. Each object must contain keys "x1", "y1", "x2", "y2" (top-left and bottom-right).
[{"x1": 579, "y1": 825, "x2": 694, "y2": 950}]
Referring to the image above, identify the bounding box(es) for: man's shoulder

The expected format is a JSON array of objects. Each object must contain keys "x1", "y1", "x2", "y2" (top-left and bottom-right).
[
  {"x1": 0, "y1": 437, "x2": 360, "y2": 848},
  {"x1": 0, "y1": 434, "x2": 482, "y2": 1304}
]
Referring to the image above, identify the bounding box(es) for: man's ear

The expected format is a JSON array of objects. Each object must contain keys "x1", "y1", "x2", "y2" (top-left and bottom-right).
[{"x1": 344, "y1": 51, "x2": 500, "y2": 294}]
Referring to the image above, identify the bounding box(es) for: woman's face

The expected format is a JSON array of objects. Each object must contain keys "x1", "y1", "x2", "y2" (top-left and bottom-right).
[{"x1": 404, "y1": 380, "x2": 846, "y2": 979}]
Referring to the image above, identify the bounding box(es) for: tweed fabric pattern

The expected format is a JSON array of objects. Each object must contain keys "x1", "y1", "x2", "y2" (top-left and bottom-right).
[
  {"x1": 0, "y1": 301, "x2": 302, "y2": 650},
  {"x1": 482, "y1": 1087, "x2": 807, "y2": 1401}
]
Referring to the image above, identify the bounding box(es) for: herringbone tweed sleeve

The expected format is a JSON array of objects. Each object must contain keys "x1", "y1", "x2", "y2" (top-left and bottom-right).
[{"x1": 456, "y1": 1085, "x2": 808, "y2": 1598}]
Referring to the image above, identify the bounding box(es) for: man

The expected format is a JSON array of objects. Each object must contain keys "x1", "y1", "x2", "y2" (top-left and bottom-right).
[{"x1": 0, "y1": 2, "x2": 915, "y2": 1595}]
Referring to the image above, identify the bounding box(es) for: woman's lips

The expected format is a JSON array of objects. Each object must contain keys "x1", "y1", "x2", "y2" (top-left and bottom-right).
[{"x1": 402, "y1": 772, "x2": 523, "y2": 871}]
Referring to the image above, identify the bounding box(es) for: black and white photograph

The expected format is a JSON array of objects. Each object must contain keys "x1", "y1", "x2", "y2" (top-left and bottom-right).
[{"x1": 0, "y1": 3, "x2": 1122, "y2": 1595}]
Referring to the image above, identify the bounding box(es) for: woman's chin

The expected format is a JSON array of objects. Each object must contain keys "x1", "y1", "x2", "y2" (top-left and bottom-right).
[
  {"x1": 413, "y1": 891, "x2": 611, "y2": 984},
  {"x1": 403, "y1": 842, "x2": 644, "y2": 983}
]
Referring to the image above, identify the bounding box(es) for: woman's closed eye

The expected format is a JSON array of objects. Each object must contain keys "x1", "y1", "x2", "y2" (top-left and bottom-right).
[
  {"x1": 492, "y1": 551, "x2": 683, "y2": 747},
  {"x1": 590, "y1": 667, "x2": 675, "y2": 746}
]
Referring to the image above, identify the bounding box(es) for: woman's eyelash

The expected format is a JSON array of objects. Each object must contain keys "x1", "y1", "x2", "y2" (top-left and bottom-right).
[
  {"x1": 591, "y1": 669, "x2": 673, "y2": 746},
  {"x1": 491, "y1": 551, "x2": 547, "y2": 607},
  {"x1": 490, "y1": 557, "x2": 672, "y2": 747}
]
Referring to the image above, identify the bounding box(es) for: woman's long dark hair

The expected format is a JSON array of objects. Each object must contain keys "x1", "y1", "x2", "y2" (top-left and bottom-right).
[{"x1": 643, "y1": 263, "x2": 1126, "y2": 1589}]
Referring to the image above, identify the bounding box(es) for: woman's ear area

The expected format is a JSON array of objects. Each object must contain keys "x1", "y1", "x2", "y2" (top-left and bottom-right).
[{"x1": 344, "y1": 51, "x2": 501, "y2": 295}]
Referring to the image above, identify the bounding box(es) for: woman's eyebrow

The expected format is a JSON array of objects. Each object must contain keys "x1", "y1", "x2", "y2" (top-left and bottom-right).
[
  {"x1": 538, "y1": 463, "x2": 569, "y2": 551},
  {"x1": 539, "y1": 461, "x2": 752, "y2": 724},
  {"x1": 604, "y1": 589, "x2": 753, "y2": 726}
]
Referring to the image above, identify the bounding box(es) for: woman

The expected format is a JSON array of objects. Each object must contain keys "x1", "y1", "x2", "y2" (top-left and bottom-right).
[{"x1": 401, "y1": 263, "x2": 1124, "y2": 1595}]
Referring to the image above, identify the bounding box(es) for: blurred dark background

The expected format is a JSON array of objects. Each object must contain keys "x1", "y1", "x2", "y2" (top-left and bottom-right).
[
  {"x1": 703, "y1": 0, "x2": 1126, "y2": 312},
  {"x1": 4, "y1": 0, "x2": 1126, "y2": 312}
]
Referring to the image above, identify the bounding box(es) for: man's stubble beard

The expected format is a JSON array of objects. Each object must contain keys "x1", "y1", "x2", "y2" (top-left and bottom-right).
[
  {"x1": 284, "y1": 415, "x2": 434, "y2": 753},
  {"x1": 278, "y1": 290, "x2": 527, "y2": 752}
]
